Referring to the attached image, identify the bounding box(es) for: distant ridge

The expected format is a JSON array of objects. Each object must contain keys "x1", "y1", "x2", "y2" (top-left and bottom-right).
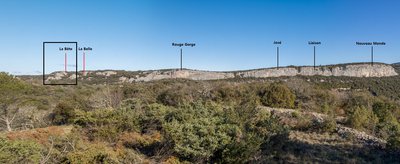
[{"x1": 34, "y1": 62, "x2": 398, "y2": 84}]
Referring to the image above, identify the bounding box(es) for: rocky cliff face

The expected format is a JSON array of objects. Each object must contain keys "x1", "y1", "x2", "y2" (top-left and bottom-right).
[
  {"x1": 131, "y1": 63, "x2": 398, "y2": 82},
  {"x1": 238, "y1": 64, "x2": 398, "y2": 78},
  {"x1": 132, "y1": 70, "x2": 235, "y2": 82},
  {"x1": 44, "y1": 63, "x2": 399, "y2": 83}
]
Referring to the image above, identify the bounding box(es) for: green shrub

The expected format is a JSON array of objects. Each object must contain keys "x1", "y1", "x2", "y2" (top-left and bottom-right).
[
  {"x1": 162, "y1": 100, "x2": 285, "y2": 163},
  {"x1": 348, "y1": 106, "x2": 378, "y2": 132},
  {"x1": 140, "y1": 103, "x2": 171, "y2": 131},
  {"x1": 73, "y1": 108, "x2": 139, "y2": 130},
  {"x1": 123, "y1": 82, "x2": 166, "y2": 104},
  {"x1": 293, "y1": 113, "x2": 313, "y2": 131},
  {"x1": 218, "y1": 132, "x2": 263, "y2": 163},
  {"x1": 0, "y1": 138, "x2": 41, "y2": 163},
  {"x1": 372, "y1": 102, "x2": 398, "y2": 123},
  {"x1": 211, "y1": 84, "x2": 243, "y2": 104},
  {"x1": 72, "y1": 108, "x2": 140, "y2": 142},
  {"x1": 320, "y1": 117, "x2": 337, "y2": 133},
  {"x1": 386, "y1": 123, "x2": 400, "y2": 151},
  {"x1": 157, "y1": 86, "x2": 196, "y2": 107},
  {"x1": 370, "y1": 102, "x2": 400, "y2": 139},
  {"x1": 52, "y1": 101, "x2": 75, "y2": 125},
  {"x1": 387, "y1": 126, "x2": 400, "y2": 151},
  {"x1": 163, "y1": 102, "x2": 236, "y2": 162},
  {"x1": 0, "y1": 72, "x2": 33, "y2": 131},
  {"x1": 216, "y1": 106, "x2": 285, "y2": 163},
  {"x1": 157, "y1": 89, "x2": 184, "y2": 106},
  {"x1": 292, "y1": 111, "x2": 300, "y2": 118},
  {"x1": 313, "y1": 89, "x2": 336, "y2": 114},
  {"x1": 345, "y1": 92, "x2": 375, "y2": 111},
  {"x1": 65, "y1": 142, "x2": 118, "y2": 163},
  {"x1": 260, "y1": 83, "x2": 296, "y2": 108}
]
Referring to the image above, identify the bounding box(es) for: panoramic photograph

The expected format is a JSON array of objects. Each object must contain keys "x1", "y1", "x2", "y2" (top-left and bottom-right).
[{"x1": 1, "y1": 0, "x2": 400, "y2": 163}]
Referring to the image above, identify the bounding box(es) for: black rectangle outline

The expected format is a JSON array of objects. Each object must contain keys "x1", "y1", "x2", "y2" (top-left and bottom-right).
[{"x1": 43, "y1": 42, "x2": 78, "y2": 85}]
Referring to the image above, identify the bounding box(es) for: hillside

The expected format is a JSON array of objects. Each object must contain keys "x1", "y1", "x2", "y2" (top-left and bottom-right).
[
  {"x1": 128, "y1": 62, "x2": 398, "y2": 82},
  {"x1": 33, "y1": 62, "x2": 399, "y2": 85},
  {"x1": 2, "y1": 62, "x2": 400, "y2": 163}
]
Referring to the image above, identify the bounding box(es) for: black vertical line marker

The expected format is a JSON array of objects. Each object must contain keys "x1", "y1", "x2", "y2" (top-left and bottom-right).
[
  {"x1": 314, "y1": 46, "x2": 316, "y2": 69},
  {"x1": 277, "y1": 47, "x2": 279, "y2": 69},
  {"x1": 42, "y1": 42, "x2": 45, "y2": 85},
  {"x1": 371, "y1": 46, "x2": 374, "y2": 66},
  {"x1": 180, "y1": 48, "x2": 183, "y2": 70},
  {"x1": 75, "y1": 43, "x2": 78, "y2": 84}
]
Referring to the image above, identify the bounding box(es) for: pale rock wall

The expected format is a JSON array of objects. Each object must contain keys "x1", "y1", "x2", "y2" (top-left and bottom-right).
[
  {"x1": 133, "y1": 63, "x2": 398, "y2": 82},
  {"x1": 45, "y1": 63, "x2": 399, "y2": 83},
  {"x1": 239, "y1": 64, "x2": 398, "y2": 78}
]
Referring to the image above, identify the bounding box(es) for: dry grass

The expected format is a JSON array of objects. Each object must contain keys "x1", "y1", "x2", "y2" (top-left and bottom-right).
[
  {"x1": 289, "y1": 130, "x2": 356, "y2": 147},
  {"x1": 5, "y1": 125, "x2": 73, "y2": 145}
]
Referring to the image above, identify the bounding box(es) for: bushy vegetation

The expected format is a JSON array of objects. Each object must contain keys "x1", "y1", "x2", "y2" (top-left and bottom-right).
[
  {"x1": 348, "y1": 105, "x2": 379, "y2": 133},
  {"x1": 0, "y1": 137, "x2": 41, "y2": 163},
  {"x1": 1, "y1": 72, "x2": 400, "y2": 163},
  {"x1": 0, "y1": 72, "x2": 32, "y2": 131},
  {"x1": 260, "y1": 83, "x2": 296, "y2": 108}
]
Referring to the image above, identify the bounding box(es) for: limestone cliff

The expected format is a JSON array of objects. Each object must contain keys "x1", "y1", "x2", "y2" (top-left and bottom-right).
[
  {"x1": 44, "y1": 63, "x2": 399, "y2": 83},
  {"x1": 132, "y1": 63, "x2": 398, "y2": 82}
]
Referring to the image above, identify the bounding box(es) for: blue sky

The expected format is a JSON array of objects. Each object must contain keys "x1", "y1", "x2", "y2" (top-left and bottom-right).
[{"x1": 0, "y1": 0, "x2": 399, "y2": 75}]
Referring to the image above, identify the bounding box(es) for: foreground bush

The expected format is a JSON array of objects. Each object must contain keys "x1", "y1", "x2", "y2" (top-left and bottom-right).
[
  {"x1": 161, "y1": 101, "x2": 284, "y2": 163},
  {"x1": 51, "y1": 101, "x2": 75, "y2": 125},
  {"x1": 348, "y1": 106, "x2": 378, "y2": 132},
  {"x1": 260, "y1": 83, "x2": 296, "y2": 108},
  {"x1": 66, "y1": 142, "x2": 119, "y2": 163},
  {"x1": 163, "y1": 102, "x2": 235, "y2": 162},
  {"x1": 387, "y1": 130, "x2": 400, "y2": 151},
  {"x1": 0, "y1": 72, "x2": 32, "y2": 131},
  {"x1": 71, "y1": 108, "x2": 140, "y2": 143},
  {"x1": 0, "y1": 138, "x2": 41, "y2": 163},
  {"x1": 373, "y1": 102, "x2": 400, "y2": 139}
]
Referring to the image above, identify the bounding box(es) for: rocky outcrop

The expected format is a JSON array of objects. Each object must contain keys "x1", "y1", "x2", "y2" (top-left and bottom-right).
[
  {"x1": 337, "y1": 125, "x2": 386, "y2": 147},
  {"x1": 95, "y1": 71, "x2": 117, "y2": 77},
  {"x1": 44, "y1": 63, "x2": 398, "y2": 83},
  {"x1": 45, "y1": 72, "x2": 67, "y2": 82},
  {"x1": 132, "y1": 63, "x2": 398, "y2": 82},
  {"x1": 239, "y1": 64, "x2": 397, "y2": 78},
  {"x1": 134, "y1": 70, "x2": 235, "y2": 82}
]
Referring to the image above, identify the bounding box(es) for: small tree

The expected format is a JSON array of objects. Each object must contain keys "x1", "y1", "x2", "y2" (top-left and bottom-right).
[
  {"x1": 0, "y1": 72, "x2": 30, "y2": 131},
  {"x1": 348, "y1": 105, "x2": 378, "y2": 132},
  {"x1": 372, "y1": 102, "x2": 400, "y2": 139},
  {"x1": 52, "y1": 101, "x2": 75, "y2": 125},
  {"x1": 260, "y1": 83, "x2": 296, "y2": 109}
]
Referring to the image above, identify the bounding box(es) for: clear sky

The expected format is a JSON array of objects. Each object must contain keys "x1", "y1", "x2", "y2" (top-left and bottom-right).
[{"x1": 0, "y1": 0, "x2": 399, "y2": 75}]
